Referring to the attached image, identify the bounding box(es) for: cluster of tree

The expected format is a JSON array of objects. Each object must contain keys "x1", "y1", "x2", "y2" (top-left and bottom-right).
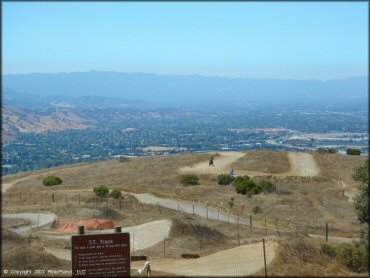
[
  {"x1": 346, "y1": 148, "x2": 361, "y2": 155},
  {"x1": 93, "y1": 185, "x2": 122, "y2": 199},
  {"x1": 42, "y1": 175, "x2": 63, "y2": 186},
  {"x1": 217, "y1": 174, "x2": 276, "y2": 196}
]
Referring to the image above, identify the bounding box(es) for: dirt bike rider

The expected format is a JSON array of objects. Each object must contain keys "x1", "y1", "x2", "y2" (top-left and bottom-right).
[
  {"x1": 230, "y1": 168, "x2": 236, "y2": 176},
  {"x1": 209, "y1": 156, "x2": 214, "y2": 167}
]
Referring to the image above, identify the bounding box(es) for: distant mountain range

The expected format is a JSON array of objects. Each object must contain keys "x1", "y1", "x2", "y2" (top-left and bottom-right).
[{"x1": 2, "y1": 71, "x2": 368, "y2": 109}]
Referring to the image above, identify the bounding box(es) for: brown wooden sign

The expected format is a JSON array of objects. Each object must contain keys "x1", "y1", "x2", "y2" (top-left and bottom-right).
[{"x1": 72, "y1": 233, "x2": 130, "y2": 277}]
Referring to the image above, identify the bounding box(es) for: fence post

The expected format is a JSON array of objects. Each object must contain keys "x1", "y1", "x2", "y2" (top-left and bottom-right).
[
  {"x1": 78, "y1": 225, "x2": 85, "y2": 235},
  {"x1": 237, "y1": 222, "x2": 240, "y2": 246},
  {"x1": 325, "y1": 222, "x2": 328, "y2": 242},
  {"x1": 115, "y1": 226, "x2": 122, "y2": 233},
  {"x1": 157, "y1": 202, "x2": 161, "y2": 214},
  {"x1": 265, "y1": 219, "x2": 267, "y2": 235},
  {"x1": 240, "y1": 205, "x2": 245, "y2": 216},
  {"x1": 250, "y1": 214, "x2": 252, "y2": 231},
  {"x1": 263, "y1": 238, "x2": 267, "y2": 278},
  {"x1": 52, "y1": 193, "x2": 54, "y2": 203},
  {"x1": 192, "y1": 204, "x2": 195, "y2": 215},
  {"x1": 163, "y1": 238, "x2": 166, "y2": 257}
]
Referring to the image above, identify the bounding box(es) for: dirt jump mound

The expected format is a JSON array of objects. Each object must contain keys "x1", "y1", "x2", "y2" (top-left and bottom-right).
[{"x1": 52, "y1": 218, "x2": 114, "y2": 232}]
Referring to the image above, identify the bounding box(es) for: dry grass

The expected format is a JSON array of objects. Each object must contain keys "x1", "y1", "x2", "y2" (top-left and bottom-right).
[
  {"x1": 257, "y1": 236, "x2": 360, "y2": 276},
  {"x1": 232, "y1": 149, "x2": 290, "y2": 174}
]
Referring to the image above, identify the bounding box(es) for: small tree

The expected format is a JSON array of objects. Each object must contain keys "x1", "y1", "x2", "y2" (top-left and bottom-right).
[
  {"x1": 42, "y1": 175, "x2": 63, "y2": 186},
  {"x1": 252, "y1": 206, "x2": 263, "y2": 214},
  {"x1": 228, "y1": 197, "x2": 234, "y2": 209},
  {"x1": 109, "y1": 188, "x2": 122, "y2": 199},
  {"x1": 180, "y1": 174, "x2": 199, "y2": 185},
  {"x1": 93, "y1": 185, "x2": 109, "y2": 197}
]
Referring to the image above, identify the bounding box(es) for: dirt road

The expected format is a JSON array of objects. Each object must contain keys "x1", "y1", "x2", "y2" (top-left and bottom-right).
[
  {"x1": 125, "y1": 191, "x2": 253, "y2": 226},
  {"x1": 132, "y1": 240, "x2": 278, "y2": 276}
]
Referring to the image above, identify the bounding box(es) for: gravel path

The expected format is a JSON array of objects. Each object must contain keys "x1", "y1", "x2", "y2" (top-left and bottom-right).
[{"x1": 125, "y1": 191, "x2": 251, "y2": 226}]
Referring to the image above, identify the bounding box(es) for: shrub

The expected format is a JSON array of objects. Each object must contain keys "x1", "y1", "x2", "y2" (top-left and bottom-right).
[
  {"x1": 346, "y1": 148, "x2": 361, "y2": 155},
  {"x1": 119, "y1": 156, "x2": 130, "y2": 162},
  {"x1": 180, "y1": 174, "x2": 199, "y2": 185},
  {"x1": 93, "y1": 185, "x2": 109, "y2": 197},
  {"x1": 228, "y1": 197, "x2": 234, "y2": 209},
  {"x1": 320, "y1": 243, "x2": 336, "y2": 257},
  {"x1": 42, "y1": 175, "x2": 62, "y2": 186},
  {"x1": 252, "y1": 206, "x2": 263, "y2": 214},
  {"x1": 259, "y1": 179, "x2": 276, "y2": 193},
  {"x1": 109, "y1": 188, "x2": 122, "y2": 199},
  {"x1": 234, "y1": 177, "x2": 267, "y2": 195},
  {"x1": 337, "y1": 242, "x2": 368, "y2": 272},
  {"x1": 233, "y1": 175, "x2": 250, "y2": 186},
  {"x1": 235, "y1": 183, "x2": 248, "y2": 195},
  {"x1": 217, "y1": 174, "x2": 235, "y2": 185},
  {"x1": 317, "y1": 148, "x2": 338, "y2": 154}
]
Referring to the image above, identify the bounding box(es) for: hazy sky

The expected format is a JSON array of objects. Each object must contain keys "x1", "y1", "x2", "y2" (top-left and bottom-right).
[{"x1": 3, "y1": 2, "x2": 368, "y2": 79}]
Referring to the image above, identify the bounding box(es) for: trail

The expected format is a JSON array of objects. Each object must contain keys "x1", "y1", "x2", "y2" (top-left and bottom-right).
[
  {"x1": 2, "y1": 213, "x2": 57, "y2": 234},
  {"x1": 132, "y1": 241, "x2": 278, "y2": 276},
  {"x1": 179, "y1": 151, "x2": 246, "y2": 174},
  {"x1": 125, "y1": 191, "x2": 253, "y2": 227},
  {"x1": 179, "y1": 151, "x2": 320, "y2": 178},
  {"x1": 308, "y1": 234, "x2": 359, "y2": 243},
  {"x1": 286, "y1": 152, "x2": 320, "y2": 177}
]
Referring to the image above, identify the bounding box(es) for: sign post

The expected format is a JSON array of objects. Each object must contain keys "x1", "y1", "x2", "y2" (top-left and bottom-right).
[{"x1": 72, "y1": 233, "x2": 130, "y2": 277}]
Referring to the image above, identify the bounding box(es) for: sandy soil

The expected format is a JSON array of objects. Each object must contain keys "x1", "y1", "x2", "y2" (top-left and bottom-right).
[
  {"x1": 132, "y1": 240, "x2": 278, "y2": 276},
  {"x1": 286, "y1": 152, "x2": 320, "y2": 177}
]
